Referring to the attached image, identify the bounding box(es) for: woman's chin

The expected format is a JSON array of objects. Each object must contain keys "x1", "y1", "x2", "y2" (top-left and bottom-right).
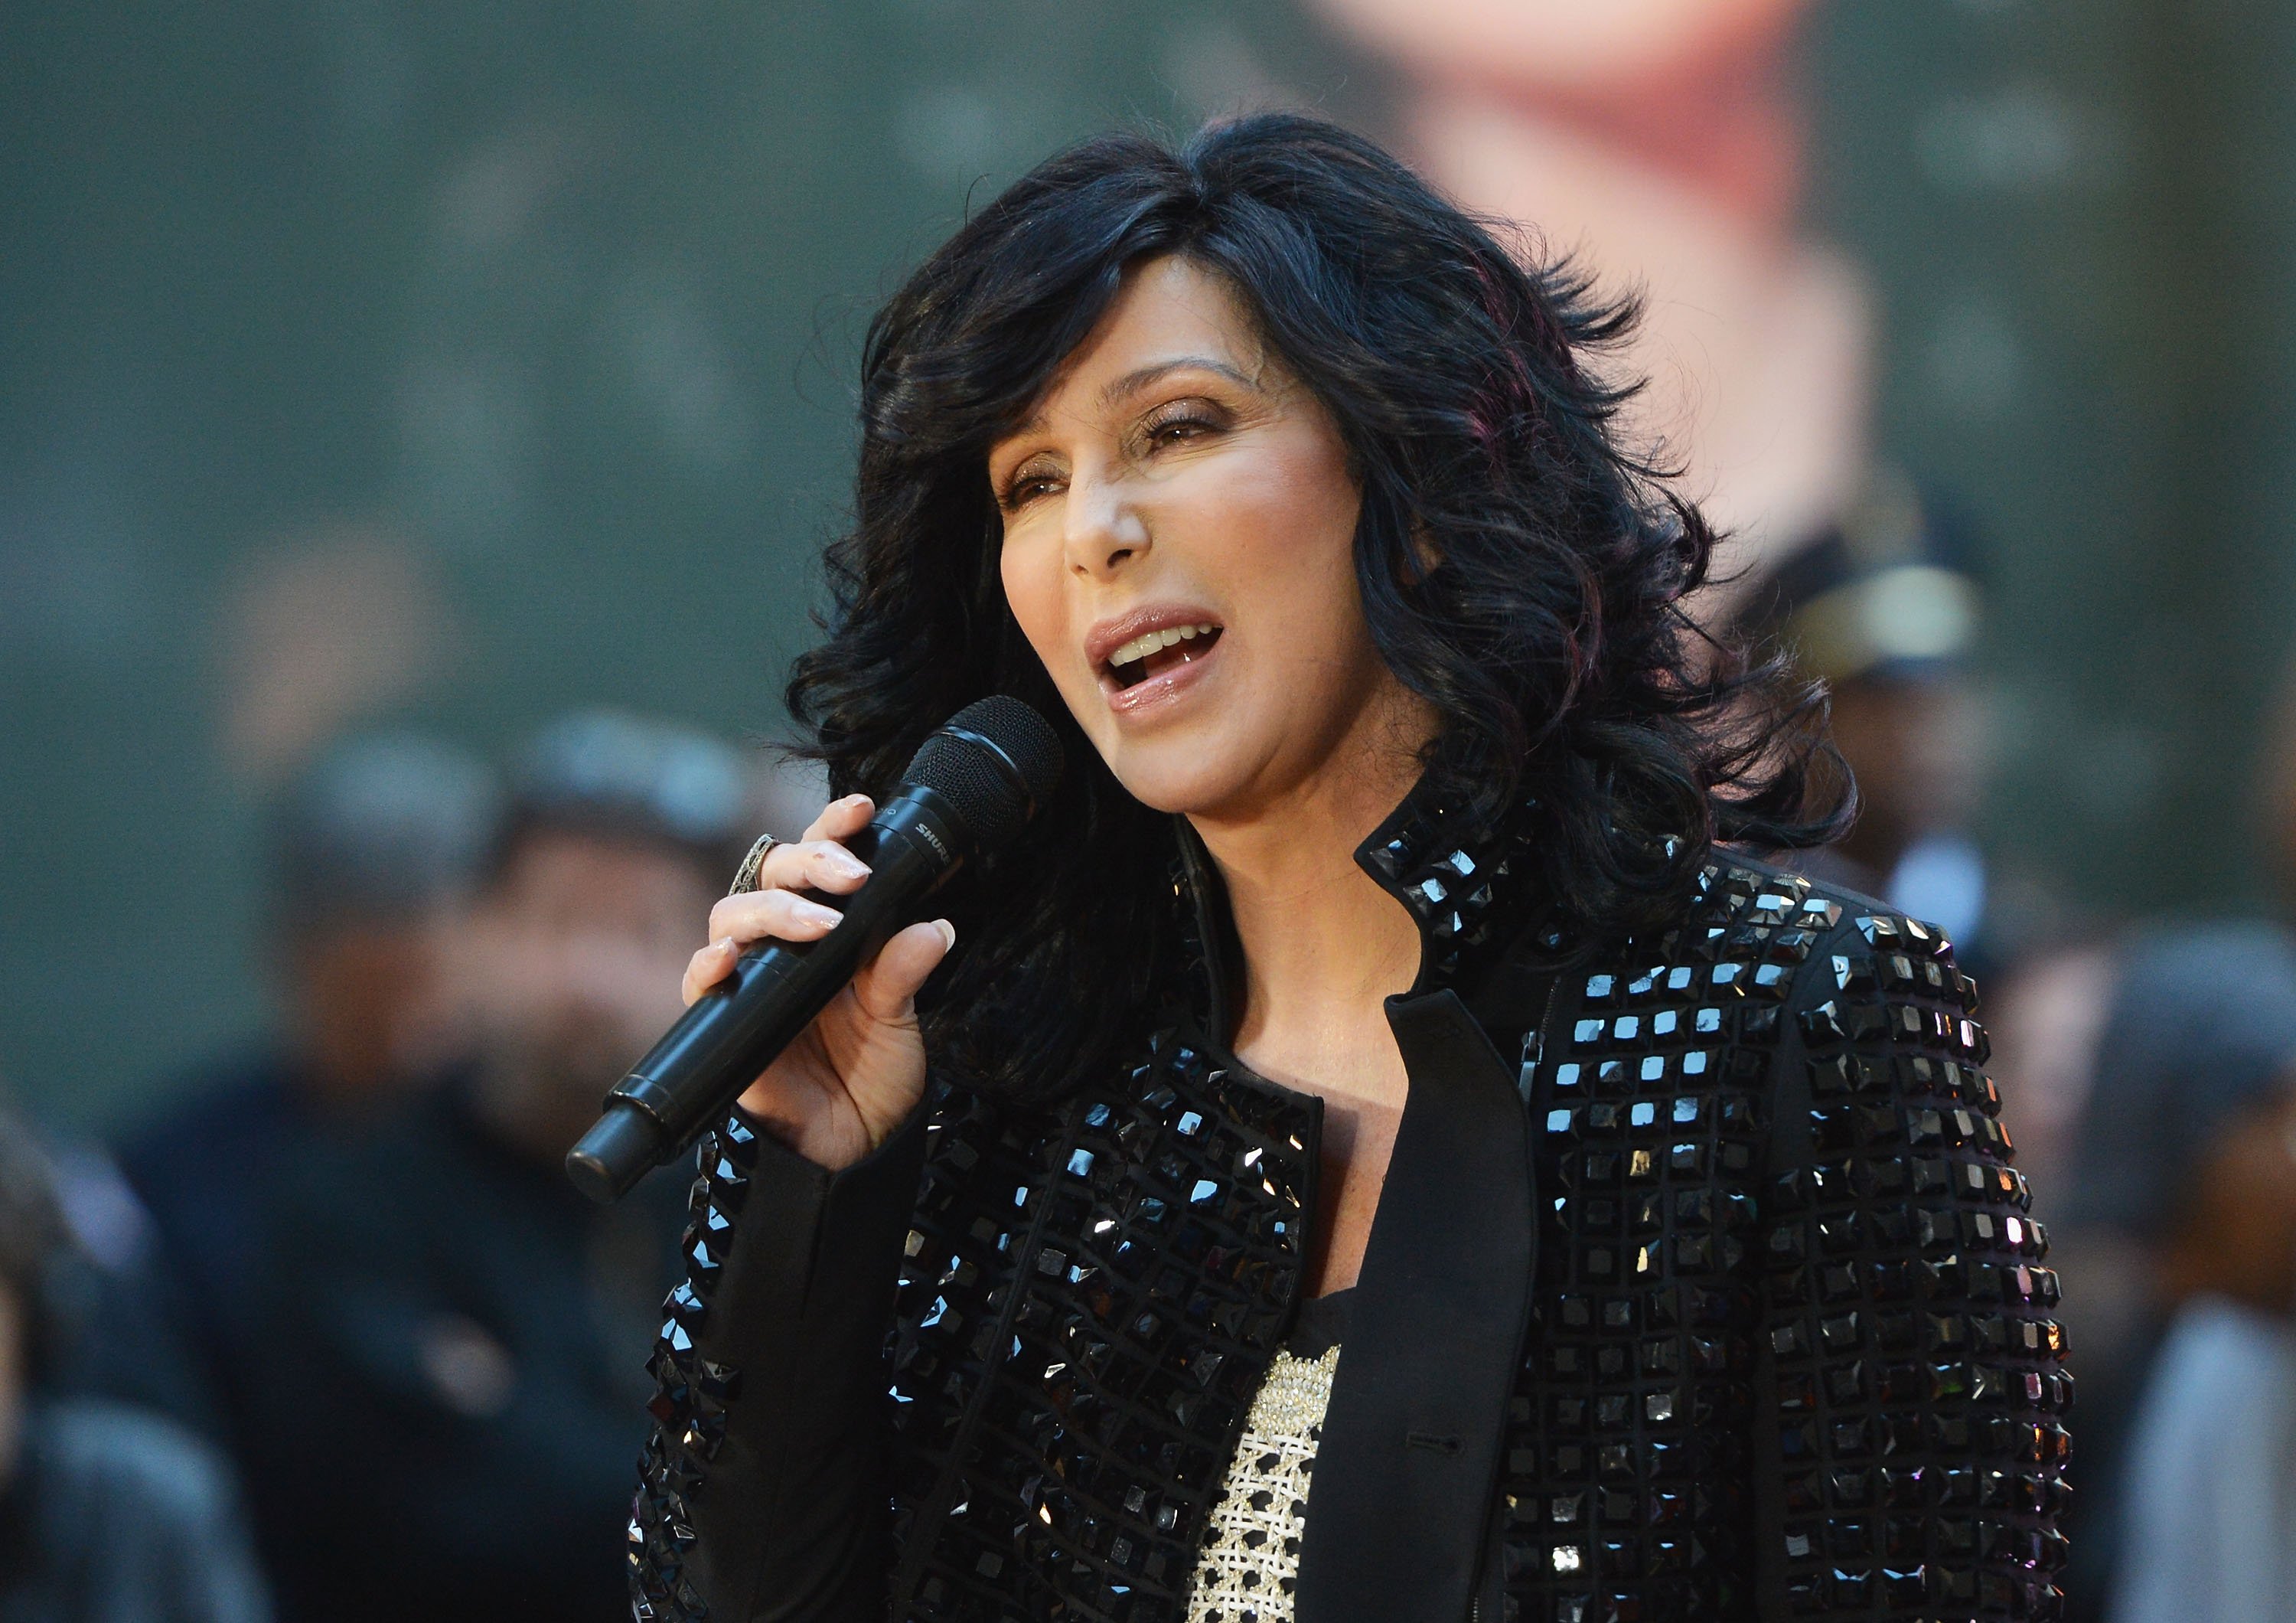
[{"x1": 1104, "y1": 749, "x2": 1261, "y2": 821}]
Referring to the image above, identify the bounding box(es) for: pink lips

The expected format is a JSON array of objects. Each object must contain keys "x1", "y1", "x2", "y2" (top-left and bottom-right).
[
  {"x1": 1082, "y1": 603, "x2": 1226, "y2": 718},
  {"x1": 1104, "y1": 642, "x2": 1220, "y2": 714},
  {"x1": 1082, "y1": 603, "x2": 1225, "y2": 672}
]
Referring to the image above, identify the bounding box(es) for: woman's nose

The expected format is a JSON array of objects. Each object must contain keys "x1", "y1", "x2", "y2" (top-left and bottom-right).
[{"x1": 1062, "y1": 471, "x2": 1150, "y2": 580}]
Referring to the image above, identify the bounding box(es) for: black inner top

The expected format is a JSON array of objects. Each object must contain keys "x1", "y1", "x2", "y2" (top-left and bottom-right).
[{"x1": 1287, "y1": 1288, "x2": 1354, "y2": 1361}]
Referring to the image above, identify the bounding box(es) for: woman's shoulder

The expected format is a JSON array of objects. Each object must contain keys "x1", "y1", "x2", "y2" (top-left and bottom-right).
[
  {"x1": 1517, "y1": 847, "x2": 1988, "y2": 1092},
  {"x1": 1517, "y1": 847, "x2": 2008, "y2": 1221},
  {"x1": 1667, "y1": 851, "x2": 2001, "y2": 1159},
  {"x1": 1488, "y1": 847, "x2": 1972, "y2": 1003},
  {"x1": 1623, "y1": 846, "x2": 1974, "y2": 1002},
  {"x1": 1697, "y1": 849, "x2": 1983, "y2": 1030}
]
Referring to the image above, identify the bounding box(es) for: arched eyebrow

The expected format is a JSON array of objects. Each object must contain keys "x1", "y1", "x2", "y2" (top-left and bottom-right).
[
  {"x1": 1097, "y1": 354, "x2": 1257, "y2": 409},
  {"x1": 1003, "y1": 355, "x2": 1258, "y2": 442}
]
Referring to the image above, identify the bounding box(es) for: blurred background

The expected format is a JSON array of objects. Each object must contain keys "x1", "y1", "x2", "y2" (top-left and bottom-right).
[
  {"x1": 6, "y1": 1, "x2": 2296, "y2": 1619},
  {"x1": 12, "y1": 0, "x2": 2296, "y2": 1134}
]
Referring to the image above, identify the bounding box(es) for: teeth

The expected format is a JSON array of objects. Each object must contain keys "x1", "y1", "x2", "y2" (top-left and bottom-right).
[{"x1": 1108, "y1": 622, "x2": 1218, "y2": 671}]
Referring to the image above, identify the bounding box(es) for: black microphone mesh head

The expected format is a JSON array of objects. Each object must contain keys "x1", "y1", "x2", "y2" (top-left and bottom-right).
[{"x1": 904, "y1": 696, "x2": 1064, "y2": 854}]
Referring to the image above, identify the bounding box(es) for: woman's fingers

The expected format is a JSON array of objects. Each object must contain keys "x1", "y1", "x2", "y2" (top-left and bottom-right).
[
  {"x1": 682, "y1": 884, "x2": 851, "y2": 1003},
  {"x1": 734, "y1": 794, "x2": 876, "y2": 905},
  {"x1": 848, "y1": 919, "x2": 955, "y2": 1024},
  {"x1": 705, "y1": 887, "x2": 846, "y2": 950},
  {"x1": 797, "y1": 793, "x2": 874, "y2": 844},
  {"x1": 752, "y1": 836, "x2": 872, "y2": 900},
  {"x1": 681, "y1": 937, "x2": 740, "y2": 1006}
]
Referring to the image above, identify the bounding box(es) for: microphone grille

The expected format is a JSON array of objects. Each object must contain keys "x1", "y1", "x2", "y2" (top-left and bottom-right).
[{"x1": 904, "y1": 696, "x2": 1065, "y2": 854}]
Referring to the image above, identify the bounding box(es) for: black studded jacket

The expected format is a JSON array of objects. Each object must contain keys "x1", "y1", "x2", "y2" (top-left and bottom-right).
[{"x1": 631, "y1": 791, "x2": 2070, "y2": 1623}]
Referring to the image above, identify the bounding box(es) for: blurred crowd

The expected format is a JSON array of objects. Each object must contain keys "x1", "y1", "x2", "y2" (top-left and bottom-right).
[{"x1": 0, "y1": 712, "x2": 818, "y2": 1622}]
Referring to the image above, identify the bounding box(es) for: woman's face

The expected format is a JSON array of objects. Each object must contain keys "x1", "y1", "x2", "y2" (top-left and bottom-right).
[{"x1": 993, "y1": 256, "x2": 1417, "y2": 823}]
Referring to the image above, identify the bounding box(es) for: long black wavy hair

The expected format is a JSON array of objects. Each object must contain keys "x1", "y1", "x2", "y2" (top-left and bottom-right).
[{"x1": 788, "y1": 113, "x2": 1844, "y2": 1103}]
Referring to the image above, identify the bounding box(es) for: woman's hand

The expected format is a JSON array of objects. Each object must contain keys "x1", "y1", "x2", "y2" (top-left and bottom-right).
[{"x1": 681, "y1": 794, "x2": 952, "y2": 1171}]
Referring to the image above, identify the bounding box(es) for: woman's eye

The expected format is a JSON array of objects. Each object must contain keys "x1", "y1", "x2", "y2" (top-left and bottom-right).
[
  {"x1": 1000, "y1": 471, "x2": 1059, "y2": 509},
  {"x1": 1147, "y1": 413, "x2": 1218, "y2": 446}
]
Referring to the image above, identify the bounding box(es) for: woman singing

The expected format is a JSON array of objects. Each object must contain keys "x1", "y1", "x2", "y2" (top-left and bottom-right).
[{"x1": 628, "y1": 116, "x2": 2068, "y2": 1623}]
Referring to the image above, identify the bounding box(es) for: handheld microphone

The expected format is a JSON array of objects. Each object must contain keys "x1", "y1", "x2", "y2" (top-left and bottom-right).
[{"x1": 564, "y1": 696, "x2": 1063, "y2": 1203}]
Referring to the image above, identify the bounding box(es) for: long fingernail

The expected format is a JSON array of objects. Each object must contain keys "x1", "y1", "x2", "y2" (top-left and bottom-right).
[
  {"x1": 934, "y1": 919, "x2": 956, "y2": 952},
  {"x1": 794, "y1": 900, "x2": 842, "y2": 927},
  {"x1": 828, "y1": 851, "x2": 869, "y2": 880}
]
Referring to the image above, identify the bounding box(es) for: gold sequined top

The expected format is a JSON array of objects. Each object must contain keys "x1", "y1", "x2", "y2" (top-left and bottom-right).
[{"x1": 1182, "y1": 1335, "x2": 1342, "y2": 1623}]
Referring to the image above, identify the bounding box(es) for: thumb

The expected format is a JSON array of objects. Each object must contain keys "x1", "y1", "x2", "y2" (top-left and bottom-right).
[{"x1": 849, "y1": 919, "x2": 955, "y2": 1024}]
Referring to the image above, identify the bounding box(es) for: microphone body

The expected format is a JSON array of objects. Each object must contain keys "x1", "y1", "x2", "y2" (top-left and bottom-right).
[{"x1": 564, "y1": 697, "x2": 1063, "y2": 1204}]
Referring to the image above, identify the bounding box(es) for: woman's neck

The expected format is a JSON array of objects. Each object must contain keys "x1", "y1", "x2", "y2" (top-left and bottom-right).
[
  {"x1": 1187, "y1": 722, "x2": 1428, "y2": 1105},
  {"x1": 1188, "y1": 697, "x2": 1434, "y2": 1297}
]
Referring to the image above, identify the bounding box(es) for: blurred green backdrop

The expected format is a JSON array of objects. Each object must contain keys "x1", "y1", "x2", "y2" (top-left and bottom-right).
[{"x1": 4, "y1": 0, "x2": 2291, "y2": 1132}]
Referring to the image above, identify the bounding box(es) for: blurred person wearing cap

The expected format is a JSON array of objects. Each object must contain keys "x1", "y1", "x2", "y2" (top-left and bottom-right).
[
  {"x1": 233, "y1": 712, "x2": 758, "y2": 1623},
  {"x1": 1735, "y1": 470, "x2": 1995, "y2": 971},
  {"x1": 80, "y1": 732, "x2": 497, "y2": 1435},
  {"x1": 2037, "y1": 924, "x2": 2296, "y2": 1623},
  {"x1": 0, "y1": 1110, "x2": 272, "y2": 1623}
]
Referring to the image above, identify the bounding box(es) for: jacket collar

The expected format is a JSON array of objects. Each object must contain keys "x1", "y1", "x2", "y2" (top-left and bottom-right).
[{"x1": 1171, "y1": 772, "x2": 1556, "y2": 1038}]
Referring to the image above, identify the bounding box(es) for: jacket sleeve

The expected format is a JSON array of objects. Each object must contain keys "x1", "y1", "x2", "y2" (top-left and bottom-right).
[
  {"x1": 1756, "y1": 910, "x2": 2072, "y2": 1620},
  {"x1": 631, "y1": 1108, "x2": 927, "y2": 1623}
]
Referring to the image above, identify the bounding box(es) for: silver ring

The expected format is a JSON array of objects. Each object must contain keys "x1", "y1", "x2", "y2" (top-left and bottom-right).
[{"x1": 728, "y1": 833, "x2": 780, "y2": 896}]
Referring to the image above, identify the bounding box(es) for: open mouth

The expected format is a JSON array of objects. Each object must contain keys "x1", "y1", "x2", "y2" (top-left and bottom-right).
[{"x1": 1104, "y1": 622, "x2": 1222, "y2": 691}]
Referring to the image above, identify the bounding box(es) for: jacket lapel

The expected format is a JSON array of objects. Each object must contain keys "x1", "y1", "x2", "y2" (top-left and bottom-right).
[{"x1": 1294, "y1": 988, "x2": 1539, "y2": 1623}]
